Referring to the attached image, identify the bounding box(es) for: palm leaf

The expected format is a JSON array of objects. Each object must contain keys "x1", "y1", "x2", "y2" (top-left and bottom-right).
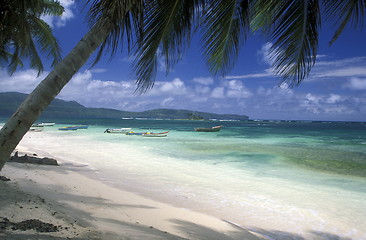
[
  {"x1": 132, "y1": 0, "x2": 204, "y2": 93},
  {"x1": 1, "y1": 0, "x2": 64, "y2": 74},
  {"x1": 32, "y1": 18, "x2": 62, "y2": 68},
  {"x1": 201, "y1": 0, "x2": 250, "y2": 76},
  {"x1": 40, "y1": 0, "x2": 65, "y2": 16},
  {"x1": 252, "y1": 0, "x2": 320, "y2": 86},
  {"x1": 27, "y1": 38, "x2": 44, "y2": 74},
  {"x1": 86, "y1": 0, "x2": 144, "y2": 66},
  {"x1": 8, "y1": 46, "x2": 24, "y2": 75},
  {"x1": 323, "y1": 0, "x2": 366, "y2": 45}
]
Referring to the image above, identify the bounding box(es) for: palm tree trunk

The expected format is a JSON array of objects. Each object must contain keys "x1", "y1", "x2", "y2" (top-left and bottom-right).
[{"x1": 0, "y1": 22, "x2": 111, "y2": 171}]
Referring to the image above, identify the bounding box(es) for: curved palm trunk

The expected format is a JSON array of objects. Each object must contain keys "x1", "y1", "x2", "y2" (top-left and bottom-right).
[{"x1": 0, "y1": 22, "x2": 111, "y2": 171}]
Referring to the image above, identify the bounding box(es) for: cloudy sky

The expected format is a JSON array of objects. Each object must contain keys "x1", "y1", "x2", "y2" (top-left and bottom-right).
[{"x1": 1, "y1": 0, "x2": 366, "y2": 121}]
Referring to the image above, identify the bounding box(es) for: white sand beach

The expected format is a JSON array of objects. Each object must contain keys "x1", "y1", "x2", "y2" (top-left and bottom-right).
[
  {"x1": 1, "y1": 144, "x2": 263, "y2": 239},
  {"x1": 1, "y1": 125, "x2": 366, "y2": 240}
]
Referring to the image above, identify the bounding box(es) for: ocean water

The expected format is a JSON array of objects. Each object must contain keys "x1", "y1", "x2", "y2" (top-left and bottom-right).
[{"x1": 6, "y1": 119, "x2": 366, "y2": 239}]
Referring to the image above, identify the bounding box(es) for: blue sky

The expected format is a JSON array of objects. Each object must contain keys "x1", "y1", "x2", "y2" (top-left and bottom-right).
[{"x1": 1, "y1": 0, "x2": 366, "y2": 121}]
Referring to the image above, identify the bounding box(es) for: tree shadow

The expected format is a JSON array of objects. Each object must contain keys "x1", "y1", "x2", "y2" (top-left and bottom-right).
[
  {"x1": 249, "y1": 228, "x2": 355, "y2": 240},
  {"x1": 169, "y1": 219, "x2": 260, "y2": 240},
  {"x1": 1, "y1": 163, "x2": 361, "y2": 240}
]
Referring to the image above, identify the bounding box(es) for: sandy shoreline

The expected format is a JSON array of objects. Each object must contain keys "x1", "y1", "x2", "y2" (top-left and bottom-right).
[
  {"x1": 3, "y1": 128, "x2": 365, "y2": 240},
  {"x1": 0, "y1": 150, "x2": 264, "y2": 240}
]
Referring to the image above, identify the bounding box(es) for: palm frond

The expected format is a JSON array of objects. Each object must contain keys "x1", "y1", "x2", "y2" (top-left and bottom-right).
[
  {"x1": 31, "y1": 18, "x2": 62, "y2": 68},
  {"x1": 201, "y1": 0, "x2": 250, "y2": 76},
  {"x1": 252, "y1": 0, "x2": 320, "y2": 86},
  {"x1": 86, "y1": 0, "x2": 144, "y2": 67},
  {"x1": 132, "y1": 0, "x2": 204, "y2": 93},
  {"x1": 40, "y1": 0, "x2": 64, "y2": 16},
  {"x1": 0, "y1": 0, "x2": 63, "y2": 74},
  {"x1": 323, "y1": 0, "x2": 366, "y2": 45},
  {"x1": 8, "y1": 47, "x2": 24, "y2": 75},
  {"x1": 250, "y1": 0, "x2": 276, "y2": 33},
  {"x1": 27, "y1": 38, "x2": 44, "y2": 74}
]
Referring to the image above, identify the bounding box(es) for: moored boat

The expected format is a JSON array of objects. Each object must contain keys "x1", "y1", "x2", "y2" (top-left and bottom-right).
[
  {"x1": 58, "y1": 125, "x2": 88, "y2": 131},
  {"x1": 194, "y1": 125, "x2": 222, "y2": 132},
  {"x1": 126, "y1": 131, "x2": 169, "y2": 136},
  {"x1": 76, "y1": 125, "x2": 89, "y2": 129},
  {"x1": 104, "y1": 128, "x2": 132, "y2": 133},
  {"x1": 126, "y1": 131, "x2": 144, "y2": 135},
  {"x1": 29, "y1": 127, "x2": 44, "y2": 132},
  {"x1": 32, "y1": 122, "x2": 55, "y2": 127},
  {"x1": 59, "y1": 126, "x2": 78, "y2": 131},
  {"x1": 142, "y1": 131, "x2": 169, "y2": 137}
]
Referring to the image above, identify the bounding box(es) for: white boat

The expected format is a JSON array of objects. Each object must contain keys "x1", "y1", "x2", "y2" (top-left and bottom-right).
[
  {"x1": 104, "y1": 128, "x2": 132, "y2": 133},
  {"x1": 32, "y1": 122, "x2": 55, "y2": 127},
  {"x1": 29, "y1": 127, "x2": 44, "y2": 132},
  {"x1": 194, "y1": 125, "x2": 223, "y2": 132},
  {"x1": 142, "y1": 131, "x2": 169, "y2": 137}
]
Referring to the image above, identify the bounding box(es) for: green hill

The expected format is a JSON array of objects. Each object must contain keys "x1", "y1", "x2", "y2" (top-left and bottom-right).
[{"x1": 0, "y1": 92, "x2": 249, "y2": 120}]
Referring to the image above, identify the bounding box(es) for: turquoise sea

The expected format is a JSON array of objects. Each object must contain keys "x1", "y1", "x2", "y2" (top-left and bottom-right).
[{"x1": 3, "y1": 118, "x2": 366, "y2": 239}]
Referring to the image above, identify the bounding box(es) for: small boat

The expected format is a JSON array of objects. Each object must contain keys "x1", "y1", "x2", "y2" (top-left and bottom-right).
[
  {"x1": 126, "y1": 131, "x2": 144, "y2": 135},
  {"x1": 58, "y1": 125, "x2": 88, "y2": 131},
  {"x1": 126, "y1": 131, "x2": 169, "y2": 136},
  {"x1": 59, "y1": 126, "x2": 78, "y2": 131},
  {"x1": 104, "y1": 128, "x2": 132, "y2": 133},
  {"x1": 142, "y1": 131, "x2": 169, "y2": 137},
  {"x1": 29, "y1": 127, "x2": 44, "y2": 132},
  {"x1": 32, "y1": 122, "x2": 55, "y2": 127},
  {"x1": 75, "y1": 125, "x2": 89, "y2": 129},
  {"x1": 194, "y1": 125, "x2": 223, "y2": 132}
]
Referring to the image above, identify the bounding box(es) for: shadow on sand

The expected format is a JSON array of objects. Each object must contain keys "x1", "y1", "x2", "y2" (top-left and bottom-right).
[{"x1": 0, "y1": 163, "x2": 358, "y2": 240}]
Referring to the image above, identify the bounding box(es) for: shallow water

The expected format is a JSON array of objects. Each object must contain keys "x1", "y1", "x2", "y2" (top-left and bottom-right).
[{"x1": 13, "y1": 119, "x2": 366, "y2": 239}]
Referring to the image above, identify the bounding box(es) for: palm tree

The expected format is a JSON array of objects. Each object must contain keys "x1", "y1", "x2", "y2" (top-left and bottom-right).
[
  {"x1": 0, "y1": 0, "x2": 64, "y2": 75},
  {"x1": 0, "y1": 0, "x2": 365, "y2": 171},
  {"x1": 0, "y1": 0, "x2": 145, "y2": 170}
]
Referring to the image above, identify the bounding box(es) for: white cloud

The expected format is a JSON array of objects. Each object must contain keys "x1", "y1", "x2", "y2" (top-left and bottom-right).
[
  {"x1": 226, "y1": 69, "x2": 274, "y2": 80},
  {"x1": 161, "y1": 97, "x2": 174, "y2": 106},
  {"x1": 211, "y1": 87, "x2": 225, "y2": 98},
  {"x1": 297, "y1": 93, "x2": 358, "y2": 116},
  {"x1": 0, "y1": 70, "x2": 47, "y2": 93},
  {"x1": 305, "y1": 93, "x2": 321, "y2": 104},
  {"x1": 72, "y1": 71, "x2": 92, "y2": 85},
  {"x1": 226, "y1": 80, "x2": 252, "y2": 98},
  {"x1": 42, "y1": 0, "x2": 75, "y2": 28},
  {"x1": 316, "y1": 54, "x2": 327, "y2": 59},
  {"x1": 326, "y1": 94, "x2": 341, "y2": 104},
  {"x1": 192, "y1": 77, "x2": 214, "y2": 85},
  {"x1": 1, "y1": 66, "x2": 365, "y2": 121},
  {"x1": 258, "y1": 42, "x2": 273, "y2": 65},
  {"x1": 315, "y1": 67, "x2": 366, "y2": 78},
  {"x1": 158, "y1": 78, "x2": 186, "y2": 93},
  {"x1": 314, "y1": 57, "x2": 366, "y2": 67},
  {"x1": 306, "y1": 57, "x2": 366, "y2": 85},
  {"x1": 195, "y1": 86, "x2": 210, "y2": 94},
  {"x1": 343, "y1": 77, "x2": 366, "y2": 90}
]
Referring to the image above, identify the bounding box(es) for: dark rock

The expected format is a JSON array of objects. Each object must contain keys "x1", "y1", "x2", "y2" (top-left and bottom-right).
[
  {"x1": 0, "y1": 217, "x2": 11, "y2": 230},
  {"x1": 0, "y1": 217, "x2": 59, "y2": 232},
  {"x1": 14, "y1": 219, "x2": 58, "y2": 232},
  {"x1": 0, "y1": 176, "x2": 11, "y2": 181},
  {"x1": 9, "y1": 151, "x2": 58, "y2": 166}
]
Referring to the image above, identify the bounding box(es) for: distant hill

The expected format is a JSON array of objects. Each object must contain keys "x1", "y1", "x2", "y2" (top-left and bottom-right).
[{"x1": 0, "y1": 92, "x2": 249, "y2": 120}]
